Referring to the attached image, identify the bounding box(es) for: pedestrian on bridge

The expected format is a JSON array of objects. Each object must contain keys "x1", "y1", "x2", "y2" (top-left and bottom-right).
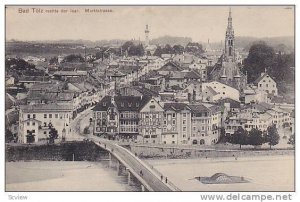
[
  {"x1": 165, "y1": 177, "x2": 168, "y2": 184},
  {"x1": 161, "y1": 175, "x2": 163, "y2": 181}
]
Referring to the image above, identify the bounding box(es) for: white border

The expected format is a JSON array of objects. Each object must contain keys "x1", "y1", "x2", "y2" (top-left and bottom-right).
[{"x1": 1, "y1": 0, "x2": 298, "y2": 202}]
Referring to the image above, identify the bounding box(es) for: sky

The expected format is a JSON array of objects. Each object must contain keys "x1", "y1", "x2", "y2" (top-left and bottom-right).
[{"x1": 5, "y1": 6, "x2": 294, "y2": 43}]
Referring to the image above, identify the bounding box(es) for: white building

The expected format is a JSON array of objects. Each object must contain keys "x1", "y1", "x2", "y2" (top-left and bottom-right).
[
  {"x1": 18, "y1": 104, "x2": 73, "y2": 143},
  {"x1": 202, "y1": 81, "x2": 240, "y2": 102},
  {"x1": 253, "y1": 72, "x2": 278, "y2": 96}
]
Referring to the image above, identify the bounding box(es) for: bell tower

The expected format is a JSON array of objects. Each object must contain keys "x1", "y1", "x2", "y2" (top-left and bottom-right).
[
  {"x1": 225, "y1": 8, "x2": 235, "y2": 62},
  {"x1": 145, "y1": 24, "x2": 150, "y2": 47}
]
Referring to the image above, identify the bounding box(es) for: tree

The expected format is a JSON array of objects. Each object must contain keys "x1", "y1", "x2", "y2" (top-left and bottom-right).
[
  {"x1": 49, "y1": 56, "x2": 58, "y2": 65},
  {"x1": 62, "y1": 54, "x2": 85, "y2": 63},
  {"x1": 248, "y1": 128, "x2": 264, "y2": 147},
  {"x1": 48, "y1": 123, "x2": 58, "y2": 144},
  {"x1": 173, "y1": 44, "x2": 185, "y2": 55},
  {"x1": 153, "y1": 46, "x2": 163, "y2": 57},
  {"x1": 162, "y1": 44, "x2": 174, "y2": 54},
  {"x1": 5, "y1": 129, "x2": 14, "y2": 143},
  {"x1": 230, "y1": 126, "x2": 248, "y2": 149},
  {"x1": 287, "y1": 134, "x2": 295, "y2": 146},
  {"x1": 26, "y1": 130, "x2": 35, "y2": 144},
  {"x1": 265, "y1": 124, "x2": 280, "y2": 149},
  {"x1": 243, "y1": 42, "x2": 275, "y2": 83}
]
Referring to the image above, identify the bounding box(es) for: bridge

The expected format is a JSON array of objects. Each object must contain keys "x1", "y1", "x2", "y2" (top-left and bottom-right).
[{"x1": 90, "y1": 137, "x2": 180, "y2": 192}]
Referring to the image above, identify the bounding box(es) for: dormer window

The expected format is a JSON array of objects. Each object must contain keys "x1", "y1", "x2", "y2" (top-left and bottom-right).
[
  {"x1": 136, "y1": 103, "x2": 139, "y2": 107},
  {"x1": 128, "y1": 102, "x2": 132, "y2": 107},
  {"x1": 103, "y1": 102, "x2": 106, "y2": 106}
]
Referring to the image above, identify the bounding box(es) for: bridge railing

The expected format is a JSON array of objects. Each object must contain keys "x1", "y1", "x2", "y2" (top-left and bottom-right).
[
  {"x1": 114, "y1": 143, "x2": 181, "y2": 191},
  {"x1": 141, "y1": 159, "x2": 182, "y2": 191}
]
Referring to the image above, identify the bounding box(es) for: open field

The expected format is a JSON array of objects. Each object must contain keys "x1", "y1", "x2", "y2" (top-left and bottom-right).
[
  {"x1": 147, "y1": 155, "x2": 294, "y2": 191},
  {"x1": 6, "y1": 161, "x2": 138, "y2": 191}
]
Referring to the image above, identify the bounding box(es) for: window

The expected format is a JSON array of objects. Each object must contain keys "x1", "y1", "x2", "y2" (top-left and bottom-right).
[
  {"x1": 172, "y1": 113, "x2": 176, "y2": 118},
  {"x1": 27, "y1": 122, "x2": 30, "y2": 126},
  {"x1": 32, "y1": 130, "x2": 35, "y2": 133},
  {"x1": 172, "y1": 141, "x2": 175, "y2": 144},
  {"x1": 183, "y1": 127, "x2": 186, "y2": 131},
  {"x1": 172, "y1": 120, "x2": 176, "y2": 125},
  {"x1": 44, "y1": 114, "x2": 47, "y2": 118},
  {"x1": 55, "y1": 114, "x2": 58, "y2": 118},
  {"x1": 49, "y1": 114, "x2": 52, "y2": 118},
  {"x1": 32, "y1": 122, "x2": 35, "y2": 126},
  {"x1": 27, "y1": 114, "x2": 31, "y2": 119},
  {"x1": 33, "y1": 114, "x2": 36, "y2": 119},
  {"x1": 44, "y1": 131, "x2": 47, "y2": 134},
  {"x1": 183, "y1": 120, "x2": 186, "y2": 124},
  {"x1": 183, "y1": 113, "x2": 186, "y2": 118}
]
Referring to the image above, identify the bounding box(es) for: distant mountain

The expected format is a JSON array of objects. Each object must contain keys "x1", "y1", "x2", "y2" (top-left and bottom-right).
[
  {"x1": 207, "y1": 36, "x2": 294, "y2": 53},
  {"x1": 150, "y1": 35, "x2": 193, "y2": 46}
]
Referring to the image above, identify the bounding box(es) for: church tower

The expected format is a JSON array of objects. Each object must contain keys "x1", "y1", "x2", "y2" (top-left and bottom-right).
[
  {"x1": 225, "y1": 8, "x2": 235, "y2": 62},
  {"x1": 145, "y1": 24, "x2": 150, "y2": 47}
]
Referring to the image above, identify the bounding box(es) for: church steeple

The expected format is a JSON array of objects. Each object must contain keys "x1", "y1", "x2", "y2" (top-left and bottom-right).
[{"x1": 225, "y1": 7, "x2": 235, "y2": 62}]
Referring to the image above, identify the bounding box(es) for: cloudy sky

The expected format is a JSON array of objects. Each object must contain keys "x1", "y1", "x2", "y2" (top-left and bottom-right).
[{"x1": 6, "y1": 6, "x2": 294, "y2": 42}]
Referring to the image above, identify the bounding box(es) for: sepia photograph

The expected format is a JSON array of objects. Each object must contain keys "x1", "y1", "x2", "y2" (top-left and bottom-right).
[{"x1": 4, "y1": 5, "x2": 295, "y2": 194}]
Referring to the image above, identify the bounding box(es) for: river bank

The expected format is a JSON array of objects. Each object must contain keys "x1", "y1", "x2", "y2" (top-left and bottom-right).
[
  {"x1": 6, "y1": 161, "x2": 139, "y2": 191},
  {"x1": 146, "y1": 154, "x2": 294, "y2": 191}
]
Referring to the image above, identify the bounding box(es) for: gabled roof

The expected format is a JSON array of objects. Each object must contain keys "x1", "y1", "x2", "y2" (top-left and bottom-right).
[
  {"x1": 92, "y1": 96, "x2": 151, "y2": 112},
  {"x1": 158, "y1": 61, "x2": 183, "y2": 72},
  {"x1": 20, "y1": 103, "x2": 73, "y2": 112},
  {"x1": 188, "y1": 104, "x2": 210, "y2": 113},
  {"x1": 163, "y1": 102, "x2": 189, "y2": 112},
  {"x1": 253, "y1": 73, "x2": 275, "y2": 84}
]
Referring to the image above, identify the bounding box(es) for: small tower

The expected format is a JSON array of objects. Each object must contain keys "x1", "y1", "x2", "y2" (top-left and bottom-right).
[
  {"x1": 220, "y1": 67, "x2": 227, "y2": 82},
  {"x1": 145, "y1": 24, "x2": 150, "y2": 47}
]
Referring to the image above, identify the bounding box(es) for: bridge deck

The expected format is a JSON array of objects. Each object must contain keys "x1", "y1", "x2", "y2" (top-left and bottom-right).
[{"x1": 91, "y1": 137, "x2": 179, "y2": 192}]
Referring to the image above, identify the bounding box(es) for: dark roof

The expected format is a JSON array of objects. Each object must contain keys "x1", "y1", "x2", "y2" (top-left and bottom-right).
[
  {"x1": 253, "y1": 73, "x2": 275, "y2": 84},
  {"x1": 188, "y1": 104, "x2": 210, "y2": 113},
  {"x1": 163, "y1": 102, "x2": 189, "y2": 112},
  {"x1": 92, "y1": 95, "x2": 151, "y2": 112},
  {"x1": 158, "y1": 61, "x2": 183, "y2": 72},
  {"x1": 131, "y1": 86, "x2": 159, "y2": 97},
  {"x1": 217, "y1": 98, "x2": 241, "y2": 108},
  {"x1": 18, "y1": 76, "x2": 50, "y2": 82}
]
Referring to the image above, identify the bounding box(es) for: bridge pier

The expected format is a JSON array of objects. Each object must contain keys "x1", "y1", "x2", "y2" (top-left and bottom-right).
[
  {"x1": 127, "y1": 169, "x2": 132, "y2": 186},
  {"x1": 108, "y1": 153, "x2": 112, "y2": 168},
  {"x1": 141, "y1": 184, "x2": 145, "y2": 192}
]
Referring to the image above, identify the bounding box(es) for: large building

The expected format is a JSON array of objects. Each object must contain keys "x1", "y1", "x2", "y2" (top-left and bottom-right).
[
  {"x1": 210, "y1": 8, "x2": 247, "y2": 91},
  {"x1": 18, "y1": 104, "x2": 73, "y2": 143},
  {"x1": 92, "y1": 95, "x2": 151, "y2": 140}
]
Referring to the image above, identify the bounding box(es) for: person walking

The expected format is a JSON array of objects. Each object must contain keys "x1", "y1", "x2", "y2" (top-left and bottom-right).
[
  {"x1": 161, "y1": 175, "x2": 163, "y2": 181},
  {"x1": 165, "y1": 177, "x2": 168, "y2": 184}
]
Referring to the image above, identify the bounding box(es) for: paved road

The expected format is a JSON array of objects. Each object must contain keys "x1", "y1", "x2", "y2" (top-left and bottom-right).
[{"x1": 90, "y1": 137, "x2": 179, "y2": 192}]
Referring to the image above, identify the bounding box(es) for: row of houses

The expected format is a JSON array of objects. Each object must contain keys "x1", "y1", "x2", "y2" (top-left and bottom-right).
[{"x1": 92, "y1": 95, "x2": 224, "y2": 145}]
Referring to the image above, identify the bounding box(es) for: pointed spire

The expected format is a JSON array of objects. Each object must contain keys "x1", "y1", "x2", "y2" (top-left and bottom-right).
[{"x1": 227, "y1": 7, "x2": 233, "y2": 28}]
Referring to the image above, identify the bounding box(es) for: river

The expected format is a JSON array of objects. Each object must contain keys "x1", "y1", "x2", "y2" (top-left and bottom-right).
[{"x1": 6, "y1": 161, "x2": 139, "y2": 191}]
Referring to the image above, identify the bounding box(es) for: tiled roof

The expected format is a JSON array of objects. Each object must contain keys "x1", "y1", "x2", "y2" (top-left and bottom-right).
[
  {"x1": 20, "y1": 103, "x2": 73, "y2": 112},
  {"x1": 54, "y1": 71, "x2": 87, "y2": 76},
  {"x1": 163, "y1": 102, "x2": 189, "y2": 112},
  {"x1": 158, "y1": 61, "x2": 183, "y2": 72},
  {"x1": 253, "y1": 73, "x2": 275, "y2": 84},
  {"x1": 188, "y1": 104, "x2": 210, "y2": 113},
  {"x1": 92, "y1": 96, "x2": 151, "y2": 112}
]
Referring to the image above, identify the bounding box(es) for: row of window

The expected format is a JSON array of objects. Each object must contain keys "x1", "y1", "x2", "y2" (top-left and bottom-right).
[{"x1": 27, "y1": 113, "x2": 68, "y2": 119}]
